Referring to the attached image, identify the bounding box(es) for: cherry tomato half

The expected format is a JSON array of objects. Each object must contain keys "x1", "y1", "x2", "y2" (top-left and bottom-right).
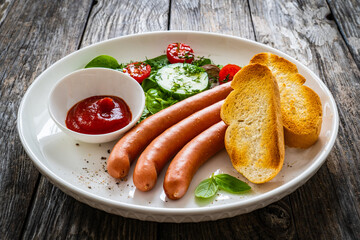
[
  {"x1": 123, "y1": 62, "x2": 151, "y2": 84},
  {"x1": 218, "y1": 64, "x2": 242, "y2": 84},
  {"x1": 166, "y1": 43, "x2": 195, "y2": 64}
]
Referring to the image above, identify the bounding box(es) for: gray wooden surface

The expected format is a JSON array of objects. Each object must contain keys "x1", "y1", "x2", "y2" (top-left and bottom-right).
[{"x1": 1, "y1": 0, "x2": 359, "y2": 239}]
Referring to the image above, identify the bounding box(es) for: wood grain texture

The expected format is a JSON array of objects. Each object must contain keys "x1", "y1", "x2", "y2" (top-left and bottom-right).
[
  {"x1": 0, "y1": 0, "x2": 359, "y2": 239},
  {"x1": 170, "y1": 0, "x2": 255, "y2": 40},
  {"x1": 0, "y1": 0, "x2": 14, "y2": 27},
  {"x1": 249, "y1": 0, "x2": 360, "y2": 239},
  {"x1": 17, "y1": 0, "x2": 169, "y2": 239},
  {"x1": 168, "y1": 1, "x2": 297, "y2": 239},
  {"x1": 158, "y1": 200, "x2": 295, "y2": 240},
  {"x1": 81, "y1": 0, "x2": 170, "y2": 47},
  {"x1": 327, "y1": 0, "x2": 360, "y2": 68},
  {"x1": 0, "y1": 0, "x2": 92, "y2": 239},
  {"x1": 22, "y1": 178, "x2": 158, "y2": 239}
]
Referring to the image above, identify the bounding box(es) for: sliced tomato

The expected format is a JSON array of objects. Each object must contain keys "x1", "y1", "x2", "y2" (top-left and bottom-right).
[
  {"x1": 123, "y1": 62, "x2": 151, "y2": 83},
  {"x1": 166, "y1": 43, "x2": 194, "y2": 64},
  {"x1": 218, "y1": 64, "x2": 241, "y2": 84}
]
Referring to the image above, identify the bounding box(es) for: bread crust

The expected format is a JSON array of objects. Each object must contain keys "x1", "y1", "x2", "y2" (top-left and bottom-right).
[
  {"x1": 221, "y1": 64, "x2": 285, "y2": 184},
  {"x1": 250, "y1": 53, "x2": 322, "y2": 148}
]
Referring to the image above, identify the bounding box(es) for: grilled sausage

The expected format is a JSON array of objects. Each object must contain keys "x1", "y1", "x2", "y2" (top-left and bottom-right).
[
  {"x1": 107, "y1": 83, "x2": 232, "y2": 179},
  {"x1": 133, "y1": 101, "x2": 224, "y2": 191},
  {"x1": 163, "y1": 121, "x2": 227, "y2": 200}
]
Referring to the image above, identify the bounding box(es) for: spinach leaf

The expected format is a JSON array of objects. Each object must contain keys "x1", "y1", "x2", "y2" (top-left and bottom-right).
[
  {"x1": 138, "y1": 106, "x2": 151, "y2": 123},
  {"x1": 141, "y1": 74, "x2": 158, "y2": 92},
  {"x1": 140, "y1": 55, "x2": 174, "y2": 119},
  {"x1": 192, "y1": 57, "x2": 212, "y2": 67},
  {"x1": 144, "y1": 55, "x2": 170, "y2": 71},
  {"x1": 85, "y1": 55, "x2": 121, "y2": 69},
  {"x1": 145, "y1": 88, "x2": 178, "y2": 115}
]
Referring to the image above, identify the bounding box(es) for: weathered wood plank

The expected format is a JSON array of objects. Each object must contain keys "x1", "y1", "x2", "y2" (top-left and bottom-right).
[
  {"x1": 166, "y1": 1, "x2": 297, "y2": 239},
  {"x1": 327, "y1": 0, "x2": 360, "y2": 68},
  {"x1": 22, "y1": 178, "x2": 158, "y2": 239},
  {"x1": 20, "y1": 0, "x2": 169, "y2": 239},
  {"x1": 0, "y1": 0, "x2": 93, "y2": 239},
  {"x1": 2, "y1": 0, "x2": 358, "y2": 239},
  {"x1": 158, "y1": 201, "x2": 295, "y2": 240},
  {"x1": 249, "y1": 0, "x2": 360, "y2": 239},
  {"x1": 81, "y1": 0, "x2": 170, "y2": 47},
  {"x1": 170, "y1": 0, "x2": 255, "y2": 40},
  {"x1": 0, "y1": 0, "x2": 14, "y2": 27}
]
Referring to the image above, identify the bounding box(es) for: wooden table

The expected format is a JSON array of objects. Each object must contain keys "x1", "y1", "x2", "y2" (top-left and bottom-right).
[{"x1": 1, "y1": 0, "x2": 359, "y2": 239}]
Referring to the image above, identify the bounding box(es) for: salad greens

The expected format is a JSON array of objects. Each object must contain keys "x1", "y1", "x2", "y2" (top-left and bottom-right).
[
  {"x1": 84, "y1": 54, "x2": 214, "y2": 122},
  {"x1": 145, "y1": 88, "x2": 178, "y2": 115},
  {"x1": 192, "y1": 56, "x2": 212, "y2": 67},
  {"x1": 144, "y1": 55, "x2": 169, "y2": 71},
  {"x1": 155, "y1": 63, "x2": 209, "y2": 100},
  {"x1": 85, "y1": 55, "x2": 123, "y2": 69}
]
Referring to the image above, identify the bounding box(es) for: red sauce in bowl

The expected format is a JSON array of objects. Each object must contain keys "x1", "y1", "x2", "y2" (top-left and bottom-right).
[{"x1": 66, "y1": 95, "x2": 132, "y2": 134}]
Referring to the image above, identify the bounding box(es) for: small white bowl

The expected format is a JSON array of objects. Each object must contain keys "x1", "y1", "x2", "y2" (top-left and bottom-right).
[{"x1": 48, "y1": 68, "x2": 145, "y2": 143}]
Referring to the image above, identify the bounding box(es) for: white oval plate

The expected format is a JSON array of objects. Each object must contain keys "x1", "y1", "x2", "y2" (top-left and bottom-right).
[{"x1": 17, "y1": 31, "x2": 338, "y2": 223}]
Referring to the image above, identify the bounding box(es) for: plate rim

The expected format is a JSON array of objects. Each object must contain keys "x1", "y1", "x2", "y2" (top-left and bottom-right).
[{"x1": 17, "y1": 30, "x2": 339, "y2": 219}]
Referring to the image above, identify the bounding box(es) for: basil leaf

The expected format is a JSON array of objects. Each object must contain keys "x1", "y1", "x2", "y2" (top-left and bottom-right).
[
  {"x1": 85, "y1": 55, "x2": 120, "y2": 69},
  {"x1": 195, "y1": 177, "x2": 218, "y2": 199},
  {"x1": 214, "y1": 174, "x2": 251, "y2": 193},
  {"x1": 145, "y1": 88, "x2": 178, "y2": 115}
]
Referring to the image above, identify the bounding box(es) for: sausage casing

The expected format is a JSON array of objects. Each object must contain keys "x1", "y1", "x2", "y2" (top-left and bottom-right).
[
  {"x1": 107, "y1": 83, "x2": 232, "y2": 179},
  {"x1": 133, "y1": 101, "x2": 224, "y2": 191},
  {"x1": 164, "y1": 121, "x2": 227, "y2": 200}
]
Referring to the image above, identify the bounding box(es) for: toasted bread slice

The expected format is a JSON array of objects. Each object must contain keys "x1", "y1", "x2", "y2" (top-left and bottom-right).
[
  {"x1": 250, "y1": 53, "x2": 322, "y2": 148},
  {"x1": 221, "y1": 64, "x2": 285, "y2": 184}
]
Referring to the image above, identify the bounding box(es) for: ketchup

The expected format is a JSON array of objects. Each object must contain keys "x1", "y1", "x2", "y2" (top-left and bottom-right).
[{"x1": 66, "y1": 95, "x2": 132, "y2": 134}]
